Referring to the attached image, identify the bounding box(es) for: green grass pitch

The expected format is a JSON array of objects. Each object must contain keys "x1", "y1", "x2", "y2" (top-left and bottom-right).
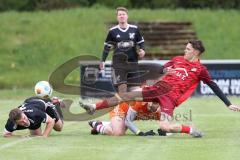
[{"x1": 0, "y1": 89, "x2": 240, "y2": 160}]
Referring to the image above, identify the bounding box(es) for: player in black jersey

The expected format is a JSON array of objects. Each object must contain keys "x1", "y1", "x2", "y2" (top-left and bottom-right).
[
  {"x1": 100, "y1": 7, "x2": 145, "y2": 94},
  {"x1": 24, "y1": 96, "x2": 64, "y2": 122},
  {"x1": 3, "y1": 98, "x2": 63, "y2": 138}
]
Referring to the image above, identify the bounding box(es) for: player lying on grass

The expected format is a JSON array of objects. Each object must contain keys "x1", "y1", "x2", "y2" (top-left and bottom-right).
[
  {"x1": 3, "y1": 98, "x2": 63, "y2": 138},
  {"x1": 80, "y1": 40, "x2": 240, "y2": 138},
  {"x1": 88, "y1": 101, "x2": 165, "y2": 136},
  {"x1": 3, "y1": 81, "x2": 64, "y2": 138}
]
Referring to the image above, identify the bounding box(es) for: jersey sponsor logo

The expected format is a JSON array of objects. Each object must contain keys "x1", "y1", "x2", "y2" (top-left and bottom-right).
[
  {"x1": 117, "y1": 41, "x2": 134, "y2": 49},
  {"x1": 23, "y1": 109, "x2": 33, "y2": 113},
  {"x1": 129, "y1": 33, "x2": 135, "y2": 39},
  {"x1": 116, "y1": 34, "x2": 120, "y2": 38},
  {"x1": 172, "y1": 68, "x2": 188, "y2": 80}
]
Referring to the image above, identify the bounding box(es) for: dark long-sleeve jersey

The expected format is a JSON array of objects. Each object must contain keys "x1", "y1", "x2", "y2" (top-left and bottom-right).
[{"x1": 102, "y1": 24, "x2": 145, "y2": 63}]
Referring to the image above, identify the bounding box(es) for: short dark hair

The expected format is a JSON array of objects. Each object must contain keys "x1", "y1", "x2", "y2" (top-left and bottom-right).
[
  {"x1": 189, "y1": 40, "x2": 205, "y2": 54},
  {"x1": 9, "y1": 108, "x2": 22, "y2": 122},
  {"x1": 116, "y1": 7, "x2": 128, "y2": 14}
]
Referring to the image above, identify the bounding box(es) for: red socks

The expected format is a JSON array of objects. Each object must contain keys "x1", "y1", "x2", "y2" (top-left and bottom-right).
[
  {"x1": 96, "y1": 100, "x2": 109, "y2": 110},
  {"x1": 181, "y1": 125, "x2": 191, "y2": 134}
]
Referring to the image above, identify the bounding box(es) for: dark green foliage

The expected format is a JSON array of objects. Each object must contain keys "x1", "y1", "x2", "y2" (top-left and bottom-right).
[{"x1": 0, "y1": 0, "x2": 239, "y2": 11}]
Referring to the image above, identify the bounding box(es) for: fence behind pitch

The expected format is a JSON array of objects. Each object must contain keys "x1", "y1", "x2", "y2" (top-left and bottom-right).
[{"x1": 80, "y1": 60, "x2": 240, "y2": 98}]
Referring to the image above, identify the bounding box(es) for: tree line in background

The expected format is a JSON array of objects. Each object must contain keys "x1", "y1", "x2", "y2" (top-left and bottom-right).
[{"x1": 0, "y1": 0, "x2": 239, "y2": 11}]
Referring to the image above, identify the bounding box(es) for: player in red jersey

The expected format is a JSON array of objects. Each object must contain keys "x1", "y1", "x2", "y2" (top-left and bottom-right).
[{"x1": 80, "y1": 40, "x2": 240, "y2": 137}]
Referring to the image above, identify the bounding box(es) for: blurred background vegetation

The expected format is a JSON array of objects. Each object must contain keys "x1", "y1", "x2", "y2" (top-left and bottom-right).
[{"x1": 0, "y1": 0, "x2": 239, "y2": 11}]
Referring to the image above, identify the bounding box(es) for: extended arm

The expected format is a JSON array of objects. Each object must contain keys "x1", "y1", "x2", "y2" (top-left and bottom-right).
[
  {"x1": 100, "y1": 31, "x2": 114, "y2": 69},
  {"x1": 42, "y1": 114, "x2": 55, "y2": 137},
  {"x1": 136, "y1": 28, "x2": 145, "y2": 58},
  {"x1": 207, "y1": 80, "x2": 231, "y2": 106},
  {"x1": 3, "y1": 119, "x2": 15, "y2": 138},
  {"x1": 207, "y1": 80, "x2": 240, "y2": 111}
]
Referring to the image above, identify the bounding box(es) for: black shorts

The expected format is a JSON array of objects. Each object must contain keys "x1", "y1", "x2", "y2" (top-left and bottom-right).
[
  {"x1": 112, "y1": 53, "x2": 140, "y2": 86},
  {"x1": 112, "y1": 68, "x2": 127, "y2": 85}
]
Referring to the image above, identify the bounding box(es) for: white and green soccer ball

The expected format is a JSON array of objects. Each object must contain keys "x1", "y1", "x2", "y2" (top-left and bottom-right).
[{"x1": 34, "y1": 81, "x2": 53, "y2": 98}]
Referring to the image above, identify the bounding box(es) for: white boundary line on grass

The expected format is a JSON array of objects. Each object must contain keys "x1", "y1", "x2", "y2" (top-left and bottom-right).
[
  {"x1": 0, "y1": 137, "x2": 34, "y2": 150},
  {"x1": 0, "y1": 121, "x2": 77, "y2": 151}
]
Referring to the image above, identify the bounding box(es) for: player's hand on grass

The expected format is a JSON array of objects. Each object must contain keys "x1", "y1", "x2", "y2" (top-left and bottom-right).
[
  {"x1": 137, "y1": 130, "x2": 156, "y2": 136},
  {"x1": 228, "y1": 105, "x2": 240, "y2": 112},
  {"x1": 137, "y1": 131, "x2": 145, "y2": 136},
  {"x1": 144, "y1": 130, "x2": 156, "y2": 136},
  {"x1": 157, "y1": 128, "x2": 167, "y2": 136}
]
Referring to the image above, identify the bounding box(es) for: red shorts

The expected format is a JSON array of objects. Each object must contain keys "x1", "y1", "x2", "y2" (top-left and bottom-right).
[
  {"x1": 157, "y1": 95, "x2": 176, "y2": 117},
  {"x1": 142, "y1": 81, "x2": 172, "y2": 100},
  {"x1": 142, "y1": 81, "x2": 175, "y2": 116}
]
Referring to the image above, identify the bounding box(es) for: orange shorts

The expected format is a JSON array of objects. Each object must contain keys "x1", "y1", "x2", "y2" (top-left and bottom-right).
[{"x1": 109, "y1": 102, "x2": 129, "y2": 119}]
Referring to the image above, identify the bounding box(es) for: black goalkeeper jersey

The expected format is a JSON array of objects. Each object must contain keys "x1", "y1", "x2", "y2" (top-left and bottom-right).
[{"x1": 102, "y1": 24, "x2": 145, "y2": 63}]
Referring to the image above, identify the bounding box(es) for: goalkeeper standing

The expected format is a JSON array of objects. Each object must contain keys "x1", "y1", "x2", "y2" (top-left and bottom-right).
[{"x1": 100, "y1": 7, "x2": 145, "y2": 94}]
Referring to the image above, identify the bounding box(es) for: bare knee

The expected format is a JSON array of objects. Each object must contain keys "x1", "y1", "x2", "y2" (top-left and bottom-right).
[{"x1": 110, "y1": 116, "x2": 126, "y2": 136}]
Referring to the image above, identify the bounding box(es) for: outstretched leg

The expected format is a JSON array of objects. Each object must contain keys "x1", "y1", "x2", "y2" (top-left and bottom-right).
[
  {"x1": 159, "y1": 113, "x2": 203, "y2": 138},
  {"x1": 80, "y1": 80, "x2": 172, "y2": 114}
]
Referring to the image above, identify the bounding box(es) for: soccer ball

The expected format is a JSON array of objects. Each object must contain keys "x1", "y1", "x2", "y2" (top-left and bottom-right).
[{"x1": 34, "y1": 81, "x2": 53, "y2": 98}]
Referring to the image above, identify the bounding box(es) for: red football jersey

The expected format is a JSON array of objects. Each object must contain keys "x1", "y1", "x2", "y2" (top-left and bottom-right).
[{"x1": 162, "y1": 56, "x2": 212, "y2": 106}]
